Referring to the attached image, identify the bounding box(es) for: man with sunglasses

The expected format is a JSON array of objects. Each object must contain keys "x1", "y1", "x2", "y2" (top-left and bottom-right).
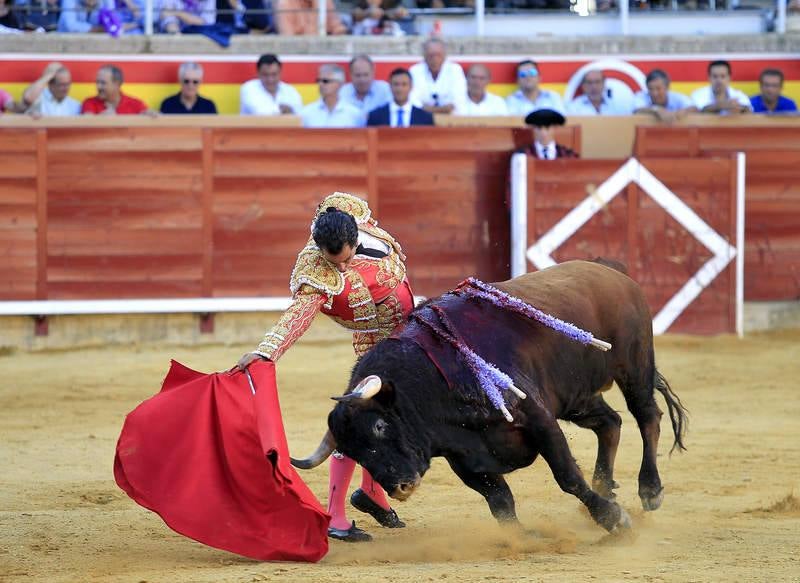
[
  {"x1": 300, "y1": 64, "x2": 363, "y2": 128},
  {"x1": 506, "y1": 60, "x2": 565, "y2": 117},
  {"x1": 160, "y1": 62, "x2": 218, "y2": 114}
]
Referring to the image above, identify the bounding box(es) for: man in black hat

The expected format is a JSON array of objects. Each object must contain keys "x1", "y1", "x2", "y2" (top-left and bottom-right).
[{"x1": 521, "y1": 108, "x2": 579, "y2": 160}]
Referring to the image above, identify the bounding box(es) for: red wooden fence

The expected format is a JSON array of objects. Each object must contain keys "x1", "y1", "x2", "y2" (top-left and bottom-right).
[
  {"x1": 524, "y1": 157, "x2": 738, "y2": 334},
  {"x1": 634, "y1": 126, "x2": 800, "y2": 301}
]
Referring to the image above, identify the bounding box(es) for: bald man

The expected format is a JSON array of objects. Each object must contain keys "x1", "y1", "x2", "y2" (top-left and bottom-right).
[{"x1": 455, "y1": 64, "x2": 508, "y2": 116}]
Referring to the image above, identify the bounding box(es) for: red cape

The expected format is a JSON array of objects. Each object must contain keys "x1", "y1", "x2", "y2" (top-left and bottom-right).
[{"x1": 114, "y1": 360, "x2": 330, "y2": 562}]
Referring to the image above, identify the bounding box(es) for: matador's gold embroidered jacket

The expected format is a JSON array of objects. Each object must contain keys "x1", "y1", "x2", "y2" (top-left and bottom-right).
[{"x1": 254, "y1": 192, "x2": 411, "y2": 361}]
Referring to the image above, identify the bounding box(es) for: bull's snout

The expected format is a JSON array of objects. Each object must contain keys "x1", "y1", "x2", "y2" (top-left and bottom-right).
[{"x1": 389, "y1": 473, "x2": 422, "y2": 501}]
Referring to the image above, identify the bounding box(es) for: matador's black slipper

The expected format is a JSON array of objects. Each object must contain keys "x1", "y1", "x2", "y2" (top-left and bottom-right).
[
  {"x1": 351, "y1": 489, "x2": 406, "y2": 528},
  {"x1": 327, "y1": 521, "x2": 372, "y2": 542}
]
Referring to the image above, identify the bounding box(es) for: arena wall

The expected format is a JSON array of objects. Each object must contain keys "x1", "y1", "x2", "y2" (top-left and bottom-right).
[{"x1": 1, "y1": 118, "x2": 798, "y2": 345}]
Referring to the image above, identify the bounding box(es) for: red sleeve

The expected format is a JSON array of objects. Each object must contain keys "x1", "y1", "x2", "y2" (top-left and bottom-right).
[{"x1": 81, "y1": 98, "x2": 101, "y2": 114}]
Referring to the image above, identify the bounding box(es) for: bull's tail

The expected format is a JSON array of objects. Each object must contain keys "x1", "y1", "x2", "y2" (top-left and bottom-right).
[{"x1": 654, "y1": 369, "x2": 688, "y2": 454}]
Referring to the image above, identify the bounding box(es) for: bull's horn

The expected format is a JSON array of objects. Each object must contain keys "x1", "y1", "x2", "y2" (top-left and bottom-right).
[
  {"x1": 332, "y1": 375, "x2": 382, "y2": 402},
  {"x1": 290, "y1": 430, "x2": 336, "y2": 470}
]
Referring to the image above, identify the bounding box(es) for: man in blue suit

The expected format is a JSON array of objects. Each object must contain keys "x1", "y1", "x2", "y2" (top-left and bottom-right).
[{"x1": 367, "y1": 68, "x2": 435, "y2": 127}]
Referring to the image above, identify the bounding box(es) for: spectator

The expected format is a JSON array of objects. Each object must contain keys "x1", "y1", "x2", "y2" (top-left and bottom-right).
[
  {"x1": 351, "y1": 0, "x2": 408, "y2": 35},
  {"x1": 159, "y1": 0, "x2": 216, "y2": 32},
  {"x1": 521, "y1": 109, "x2": 578, "y2": 160},
  {"x1": 216, "y1": 0, "x2": 270, "y2": 32},
  {"x1": 456, "y1": 64, "x2": 508, "y2": 116},
  {"x1": 339, "y1": 55, "x2": 392, "y2": 120},
  {"x1": 567, "y1": 69, "x2": 629, "y2": 115},
  {"x1": 409, "y1": 37, "x2": 467, "y2": 114},
  {"x1": 115, "y1": 0, "x2": 146, "y2": 34},
  {"x1": 17, "y1": 0, "x2": 59, "y2": 31},
  {"x1": 750, "y1": 69, "x2": 798, "y2": 115},
  {"x1": 21, "y1": 62, "x2": 81, "y2": 116},
  {"x1": 273, "y1": 0, "x2": 346, "y2": 35},
  {"x1": 633, "y1": 69, "x2": 695, "y2": 123},
  {"x1": 240, "y1": 54, "x2": 303, "y2": 115},
  {"x1": 57, "y1": 0, "x2": 113, "y2": 33},
  {"x1": 367, "y1": 67, "x2": 434, "y2": 127},
  {"x1": 690, "y1": 60, "x2": 751, "y2": 115},
  {"x1": 505, "y1": 60, "x2": 565, "y2": 116},
  {"x1": 0, "y1": 87, "x2": 18, "y2": 113},
  {"x1": 82, "y1": 65, "x2": 149, "y2": 115},
  {"x1": 0, "y1": 0, "x2": 21, "y2": 29},
  {"x1": 160, "y1": 62, "x2": 218, "y2": 114},
  {"x1": 300, "y1": 64, "x2": 362, "y2": 128}
]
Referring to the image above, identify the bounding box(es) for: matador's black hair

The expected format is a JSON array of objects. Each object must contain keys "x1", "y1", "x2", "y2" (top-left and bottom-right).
[{"x1": 312, "y1": 207, "x2": 358, "y2": 255}]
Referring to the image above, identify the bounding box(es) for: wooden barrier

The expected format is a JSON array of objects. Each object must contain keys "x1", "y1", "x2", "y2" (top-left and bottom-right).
[
  {"x1": 634, "y1": 125, "x2": 800, "y2": 301},
  {"x1": 0, "y1": 126, "x2": 526, "y2": 302},
  {"x1": 523, "y1": 157, "x2": 739, "y2": 335}
]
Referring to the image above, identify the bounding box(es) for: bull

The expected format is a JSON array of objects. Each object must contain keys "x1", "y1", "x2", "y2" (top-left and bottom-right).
[{"x1": 292, "y1": 260, "x2": 688, "y2": 533}]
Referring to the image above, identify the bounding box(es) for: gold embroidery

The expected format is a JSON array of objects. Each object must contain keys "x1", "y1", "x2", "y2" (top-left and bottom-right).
[
  {"x1": 256, "y1": 285, "x2": 325, "y2": 361},
  {"x1": 313, "y1": 192, "x2": 372, "y2": 226},
  {"x1": 351, "y1": 289, "x2": 408, "y2": 356},
  {"x1": 289, "y1": 246, "x2": 343, "y2": 307}
]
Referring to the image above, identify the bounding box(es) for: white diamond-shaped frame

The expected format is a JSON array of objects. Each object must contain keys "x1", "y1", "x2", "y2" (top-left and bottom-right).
[{"x1": 526, "y1": 158, "x2": 738, "y2": 335}]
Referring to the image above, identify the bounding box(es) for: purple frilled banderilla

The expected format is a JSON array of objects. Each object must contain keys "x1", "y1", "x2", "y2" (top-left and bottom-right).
[
  {"x1": 455, "y1": 278, "x2": 612, "y2": 352},
  {"x1": 411, "y1": 279, "x2": 613, "y2": 423},
  {"x1": 411, "y1": 304, "x2": 527, "y2": 423}
]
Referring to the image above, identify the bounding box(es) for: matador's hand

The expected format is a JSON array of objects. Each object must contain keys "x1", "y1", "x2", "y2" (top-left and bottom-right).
[{"x1": 236, "y1": 352, "x2": 267, "y2": 371}]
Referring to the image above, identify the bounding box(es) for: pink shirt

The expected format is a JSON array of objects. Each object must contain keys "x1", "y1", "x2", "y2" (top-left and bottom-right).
[{"x1": 0, "y1": 89, "x2": 13, "y2": 112}]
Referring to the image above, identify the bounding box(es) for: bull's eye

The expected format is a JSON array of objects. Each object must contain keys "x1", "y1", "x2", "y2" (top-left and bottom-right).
[{"x1": 373, "y1": 418, "x2": 388, "y2": 438}]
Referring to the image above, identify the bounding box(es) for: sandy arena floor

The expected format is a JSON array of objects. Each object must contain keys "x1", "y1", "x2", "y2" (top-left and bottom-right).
[{"x1": 1, "y1": 329, "x2": 799, "y2": 582}]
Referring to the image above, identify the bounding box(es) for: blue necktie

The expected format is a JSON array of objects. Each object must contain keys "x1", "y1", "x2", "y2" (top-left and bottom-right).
[{"x1": 396, "y1": 108, "x2": 405, "y2": 128}]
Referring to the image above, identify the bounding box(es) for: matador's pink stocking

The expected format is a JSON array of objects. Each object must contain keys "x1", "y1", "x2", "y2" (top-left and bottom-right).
[
  {"x1": 360, "y1": 468, "x2": 391, "y2": 511},
  {"x1": 328, "y1": 454, "x2": 356, "y2": 530}
]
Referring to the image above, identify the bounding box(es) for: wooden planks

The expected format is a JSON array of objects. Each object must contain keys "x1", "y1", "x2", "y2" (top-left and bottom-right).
[
  {"x1": 634, "y1": 126, "x2": 800, "y2": 301},
  {"x1": 0, "y1": 129, "x2": 38, "y2": 300},
  {"x1": 526, "y1": 157, "x2": 737, "y2": 334},
  {"x1": 45, "y1": 128, "x2": 204, "y2": 299}
]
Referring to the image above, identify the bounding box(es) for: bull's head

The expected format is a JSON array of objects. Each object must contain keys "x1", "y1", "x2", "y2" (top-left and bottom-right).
[{"x1": 291, "y1": 374, "x2": 431, "y2": 501}]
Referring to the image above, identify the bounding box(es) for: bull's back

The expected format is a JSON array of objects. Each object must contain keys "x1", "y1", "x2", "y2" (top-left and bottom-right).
[{"x1": 492, "y1": 260, "x2": 652, "y2": 344}]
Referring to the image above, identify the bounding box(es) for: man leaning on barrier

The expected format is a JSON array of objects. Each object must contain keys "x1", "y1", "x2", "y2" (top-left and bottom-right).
[
  {"x1": 633, "y1": 69, "x2": 695, "y2": 123},
  {"x1": 81, "y1": 64, "x2": 151, "y2": 116}
]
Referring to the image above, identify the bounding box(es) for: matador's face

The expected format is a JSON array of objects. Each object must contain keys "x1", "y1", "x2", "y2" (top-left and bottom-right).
[{"x1": 322, "y1": 244, "x2": 356, "y2": 273}]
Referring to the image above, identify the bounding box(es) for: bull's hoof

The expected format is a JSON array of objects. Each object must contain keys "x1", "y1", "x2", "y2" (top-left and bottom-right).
[
  {"x1": 640, "y1": 488, "x2": 665, "y2": 511},
  {"x1": 592, "y1": 499, "x2": 632, "y2": 533},
  {"x1": 610, "y1": 506, "x2": 632, "y2": 532}
]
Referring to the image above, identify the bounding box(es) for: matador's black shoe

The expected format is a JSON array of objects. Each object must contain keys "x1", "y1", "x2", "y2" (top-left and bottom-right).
[
  {"x1": 351, "y1": 489, "x2": 406, "y2": 528},
  {"x1": 328, "y1": 521, "x2": 372, "y2": 542}
]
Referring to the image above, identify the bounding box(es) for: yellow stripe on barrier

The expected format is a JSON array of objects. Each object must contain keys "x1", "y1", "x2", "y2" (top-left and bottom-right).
[{"x1": 3, "y1": 81, "x2": 798, "y2": 115}]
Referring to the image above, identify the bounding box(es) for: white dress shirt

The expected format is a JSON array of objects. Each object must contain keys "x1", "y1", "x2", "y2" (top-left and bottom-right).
[
  {"x1": 633, "y1": 90, "x2": 693, "y2": 112},
  {"x1": 388, "y1": 101, "x2": 414, "y2": 127},
  {"x1": 456, "y1": 92, "x2": 509, "y2": 116},
  {"x1": 300, "y1": 99, "x2": 364, "y2": 128},
  {"x1": 567, "y1": 94, "x2": 630, "y2": 115},
  {"x1": 409, "y1": 60, "x2": 467, "y2": 109},
  {"x1": 32, "y1": 88, "x2": 81, "y2": 116},
  {"x1": 505, "y1": 88, "x2": 566, "y2": 116},
  {"x1": 239, "y1": 79, "x2": 304, "y2": 115},
  {"x1": 534, "y1": 141, "x2": 558, "y2": 160},
  {"x1": 340, "y1": 81, "x2": 392, "y2": 116},
  {"x1": 690, "y1": 85, "x2": 752, "y2": 111}
]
